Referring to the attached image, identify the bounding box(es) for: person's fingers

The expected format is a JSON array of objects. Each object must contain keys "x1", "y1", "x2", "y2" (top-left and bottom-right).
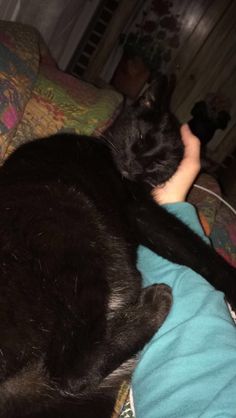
[
  {"x1": 180, "y1": 124, "x2": 201, "y2": 164},
  {"x1": 151, "y1": 125, "x2": 201, "y2": 204}
]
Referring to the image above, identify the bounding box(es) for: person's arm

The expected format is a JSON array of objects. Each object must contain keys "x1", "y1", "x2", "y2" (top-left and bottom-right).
[
  {"x1": 153, "y1": 124, "x2": 209, "y2": 241},
  {"x1": 151, "y1": 124, "x2": 201, "y2": 205},
  {"x1": 136, "y1": 124, "x2": 208, "y2": 285},
  {"x1": 132, "y1": 125, "x2": 236, "y2": 418}
]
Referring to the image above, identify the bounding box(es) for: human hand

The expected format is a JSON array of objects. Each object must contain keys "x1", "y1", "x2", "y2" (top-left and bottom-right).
[{"x1": 152, "y1": 124, "x2": 201, "y2": 205}]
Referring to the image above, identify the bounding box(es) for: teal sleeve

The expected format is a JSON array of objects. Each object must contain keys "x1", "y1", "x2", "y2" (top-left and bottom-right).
[{"x1": 132, "y1": 202, "x2": 236, "y2": 418}]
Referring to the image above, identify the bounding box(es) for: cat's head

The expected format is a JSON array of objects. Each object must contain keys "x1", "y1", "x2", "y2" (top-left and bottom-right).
[{"x1": 106, "y1": 75, "x2": 184, "y2": 189}]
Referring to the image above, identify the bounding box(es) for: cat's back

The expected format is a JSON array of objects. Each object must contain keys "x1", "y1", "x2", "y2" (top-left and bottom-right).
[
  {"x1": 0, "y1": 134, "x2": 115, "y2": 183},
  {"x1": 0, "y1": 133, "x2": 127, "y2": 214},
  {"x1": 0, "y1": 134, "x2": 139, "y2": 378}
]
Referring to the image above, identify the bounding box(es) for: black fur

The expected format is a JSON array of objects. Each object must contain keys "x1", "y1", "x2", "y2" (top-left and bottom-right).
[
  {"x1": 188, "y1": 100, "x2": 231, "y2": 146},
  {"x1": 107, "y1": 74, "x2": 183, "y2": 187},
  {"x1": 0, "y1": 133, "x2": 172, "y2": 418},
  {"x1": 0, "y1": 79, "x2": 235, "y2": 418}
]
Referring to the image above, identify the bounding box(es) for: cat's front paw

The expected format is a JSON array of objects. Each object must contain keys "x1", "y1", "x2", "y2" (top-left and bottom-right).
[{"x1": 140, "y1": 283, "x2": 172, "y2": 328}]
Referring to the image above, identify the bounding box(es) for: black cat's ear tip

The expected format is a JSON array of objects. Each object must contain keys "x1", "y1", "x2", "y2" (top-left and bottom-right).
[
  {"x1": 142, "y1": 98, "x2": 154, "y2": 109},
  {"x1": 143, "y1": 86, "x2": 156, "y2": 108},
  {"x1": 135, "y1": 83, "x2": 156, "y2": 109},
  {"x1": 137, "y1": 75, "x2": 165, "y2": 108},
  {"x1": 135, "y1": 72, "x2": 177, "y2": 111}
]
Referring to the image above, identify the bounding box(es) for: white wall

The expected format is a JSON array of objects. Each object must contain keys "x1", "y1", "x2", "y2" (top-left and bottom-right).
[
  {"x1": 0, "y1": 0, "x2": 21, "y2": 20},
  {"x1": 0, "y1": 0, "x2": 100, "y2": 69},
  {"x1": 50, "y1": 0, "x2": 101, "y2": 69},
  {"x1": 17, "y1": 0, "x2": 68, "y2": 43}
]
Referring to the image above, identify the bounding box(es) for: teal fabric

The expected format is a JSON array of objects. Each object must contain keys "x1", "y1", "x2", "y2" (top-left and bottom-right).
[{"x1": 132, "y1": 202, "x2": 236, "y2": 418}]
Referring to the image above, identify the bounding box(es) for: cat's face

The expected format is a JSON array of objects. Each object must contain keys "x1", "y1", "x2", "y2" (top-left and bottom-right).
[{"x1": 107, "y1": 79, "x2": 184, "y2": 188}]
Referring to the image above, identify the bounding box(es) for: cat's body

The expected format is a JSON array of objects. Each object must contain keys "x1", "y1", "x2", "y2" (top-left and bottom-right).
[
  {"x1": 0, "y1": 82, "x2": 235, "y2": 418},
  {"x1": 0, "y1": 133, "x2": 172, "y2": 418}
]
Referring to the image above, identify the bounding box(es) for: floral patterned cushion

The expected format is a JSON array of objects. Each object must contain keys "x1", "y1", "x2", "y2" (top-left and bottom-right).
[
  {"x1": 0, "y1": 20, "x2": 39, "y2": 161},
  {"x1": 0, "y1": 20, "x2": 122, "y2": 160},
  {"x1": 188, "y1": 173, "x2": 236, "y2": 267},
  {"x1": 9, "y1": 65, "x2": 122, "y2": 155}
]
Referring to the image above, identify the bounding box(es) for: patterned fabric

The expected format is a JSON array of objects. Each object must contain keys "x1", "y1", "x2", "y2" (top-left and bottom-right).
[
  {"x1": 0, "y1": 21, "x2": 39, "y2": 160},
  {"x1": 8, "y1": 67, "x2": 122, "y2": 155},
  {"x1": 188, "y1": 173, "x2": 236, "y2": 267},
  {"x1": 112, "y1": 382, "x2": 132, "y2": 418},
  {"x1": 187, "y1": 174, "x2": 222, "y2": 234},
  {"x1": 0, "y1": 20, "x2": 123, "y2": 160},
  {"x1": 211, "y1": 204, "x2": 236, "y2": 267},
  {"x1": 119, "y1": 397, "x2": 135, "y2": 418}
]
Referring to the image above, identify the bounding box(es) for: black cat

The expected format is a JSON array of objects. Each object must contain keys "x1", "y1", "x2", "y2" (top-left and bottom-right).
[{"x1": 0, "y1": 80, "x2": 235, "y2": 418}]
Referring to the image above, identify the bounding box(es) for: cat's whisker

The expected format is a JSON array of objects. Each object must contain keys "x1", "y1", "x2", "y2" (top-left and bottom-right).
[{"x1": 100, "y1": 133, "x2": 119, "y2": 153}]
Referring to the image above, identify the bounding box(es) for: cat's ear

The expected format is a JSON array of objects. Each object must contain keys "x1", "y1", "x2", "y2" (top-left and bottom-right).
[
  {"x1": 136, "y1": 84, "x2": 157, "y2": 109},
  {"x1": 135, "y1": 73, "x2": 176, "y2": 112},
  {"x1": 134, "y1": 80, "x2": 159, "y2": 110}
]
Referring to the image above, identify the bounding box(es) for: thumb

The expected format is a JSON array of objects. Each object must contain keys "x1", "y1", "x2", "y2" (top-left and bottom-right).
[{"x1": 180, "y1": 124, "x2": 201, "y2": 165}]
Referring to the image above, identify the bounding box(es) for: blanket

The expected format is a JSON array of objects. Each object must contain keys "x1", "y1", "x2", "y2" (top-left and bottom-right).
[{"x1": 0, "y1": 20, "x2": 122, "y2": 162}]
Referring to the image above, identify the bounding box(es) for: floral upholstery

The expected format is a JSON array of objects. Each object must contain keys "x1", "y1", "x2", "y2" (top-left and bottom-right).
[{"x1": 0, "y1": 20, "x2": 122, "y2": 161}]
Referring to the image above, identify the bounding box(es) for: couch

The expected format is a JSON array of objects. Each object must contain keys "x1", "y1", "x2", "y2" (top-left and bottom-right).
[{"x1": 0, "y1": 20, "x2": 123, "y2": 162}]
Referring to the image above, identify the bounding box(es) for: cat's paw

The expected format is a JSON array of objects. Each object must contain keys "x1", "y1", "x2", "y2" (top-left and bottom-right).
[{"x1": 140, "y1": 283, "x2": 172, "y2": 328}]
